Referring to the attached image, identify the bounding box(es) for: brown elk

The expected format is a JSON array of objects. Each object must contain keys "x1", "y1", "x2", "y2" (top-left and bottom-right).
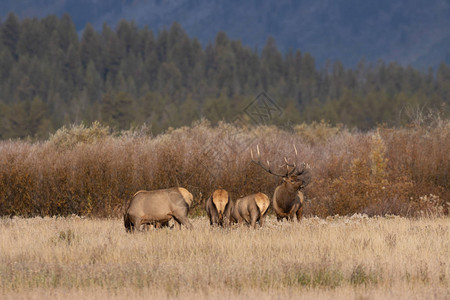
[
  {"x1": 124, "y1": 187, "x2": 194, "y2": 232},
  {"x1": 206, "y1": 189, "x2": 233, "y2": 227},
  {"x1": 251, "y1": 145, "x2": 310, "y2": 222},
  {"x1": 231, "y1": 192, "x2": 270, "y2": 228}
]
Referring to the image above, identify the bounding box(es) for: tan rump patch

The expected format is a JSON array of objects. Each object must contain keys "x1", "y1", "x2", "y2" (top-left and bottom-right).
[
  {"x1": 254, "y1": 193, "x2": 270, "y2": 215},
  {"x1": 212, "y1": 189, "x2": 229, "y2": 214},
  {"x1": 177, "y1": 187, "x2": 193, "y2": 207}
]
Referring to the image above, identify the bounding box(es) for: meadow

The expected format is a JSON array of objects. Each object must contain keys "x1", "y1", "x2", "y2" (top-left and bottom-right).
[
  {"x1": 0, "y1": 120, "x2": 448, "y2": 298},
  {"x1": 0, "y1": 215, "x2": 448, "y2": 299}
]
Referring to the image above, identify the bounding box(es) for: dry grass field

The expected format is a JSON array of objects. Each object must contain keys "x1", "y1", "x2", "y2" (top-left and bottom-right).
[{"x1": 0, "y1": 215, "x2": 448, "y2": 299}]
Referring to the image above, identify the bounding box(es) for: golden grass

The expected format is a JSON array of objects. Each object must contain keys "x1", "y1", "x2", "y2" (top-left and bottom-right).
[{"x1": 0, "y1": 215, "x2": 449, "y2": 299}]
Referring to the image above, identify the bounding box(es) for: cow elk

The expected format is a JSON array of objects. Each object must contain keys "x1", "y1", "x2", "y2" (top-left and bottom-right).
[
  {"x1": 231, "y1": 192, "x2": 270, "y2": 228},
  {"x1": 251, "y1": 145, "x2": 310, "y2": 222},
  {"x1": 124, "y1": 187, "x2": 194, "y2": 232},
  {"x1": 206, "y1": 189, "x2": 233, "y2": 227}
]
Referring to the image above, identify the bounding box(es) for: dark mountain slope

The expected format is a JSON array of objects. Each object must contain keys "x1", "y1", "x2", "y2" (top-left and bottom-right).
[{"x1": 1, "y1": 0, "x2": 450, "y2": 67}]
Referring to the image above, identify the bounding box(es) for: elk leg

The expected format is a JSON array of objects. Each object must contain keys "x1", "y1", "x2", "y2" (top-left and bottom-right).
[
  {"x1": 243, "y1": 215, "x2": 251, "y2": 226},
  {"x1": 173, "y1": 218, "x2": 181, "y2": 230},
  {"x1": 134, "y1": 219, "x2": 141, "y2": 232},
  {"x1": 296, "y1": 207, "x2": 303, "y2": 222},
  {"x1": 226, "y1": 215, "x2": 233, "y2": 227},
  {"x1": 172, "y1": 214, "x2": 193, "y2": 230},
  {"x1": 126, "y1": 222, "x2": 135, "y2": 233},
  {"x1": 160, "y1": 221, "x2": 170, "y2": 228},
  {"x1": 176, "y1": 216, "x2": 193, "y2": 230},
  {"x1": 250, "y1": 210, "x2": 260, "y2": 229},
  {"x1": 288, "y1": 207, "x2": 297, "y2": 222},
  {"x1": 259, "y1": 214, "x2": 265, "y2": 227},
  {"x1": 211, "y1": 213, "x2": 219, "y2": 227}
]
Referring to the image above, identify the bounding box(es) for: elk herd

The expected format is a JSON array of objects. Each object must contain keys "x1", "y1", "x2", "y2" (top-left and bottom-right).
[{"x1": 124, "y1": 145, "x2": 310, "y2": 232}]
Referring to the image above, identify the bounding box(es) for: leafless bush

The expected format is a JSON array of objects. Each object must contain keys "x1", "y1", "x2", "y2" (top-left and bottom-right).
[{"x1": 0, "y1": 120, "x2": 448, "y2": 217}]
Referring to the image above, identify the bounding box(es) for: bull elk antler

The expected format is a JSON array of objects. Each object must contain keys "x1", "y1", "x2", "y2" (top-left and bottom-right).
[{"x1": 251, "y1": 144, "x2": 305, "y2": 178}]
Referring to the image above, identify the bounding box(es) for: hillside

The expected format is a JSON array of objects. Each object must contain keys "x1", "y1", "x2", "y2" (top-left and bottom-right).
[{"x1": 1, "y1": 0, "x2": 450, "y2": 67}]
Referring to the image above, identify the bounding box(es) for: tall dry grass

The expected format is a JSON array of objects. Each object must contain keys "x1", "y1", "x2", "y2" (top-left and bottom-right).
[
  {"x1": 0, "y1": 120, "x2": 448, "y2": 217},
  {"x1": 0, "y1": 216, "x2": 448, "y2": 299}
]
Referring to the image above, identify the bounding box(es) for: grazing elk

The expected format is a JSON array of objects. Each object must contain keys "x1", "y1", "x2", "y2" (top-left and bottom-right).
[
  {"x1": 251, "y1": 145, "x2": 310, "y2": 222},
  {"x1": 124, "y1": 187, "x2": 194, "y2": 232},
  {"x1": 206, "y1": 189, "x2": 233, "y2": 227},
  {"x1": 231, "y1": 192, "x2": 270, "y2": 229}
]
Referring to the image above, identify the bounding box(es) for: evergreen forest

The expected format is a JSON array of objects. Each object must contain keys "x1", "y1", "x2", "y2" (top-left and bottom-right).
[{"x1": 0, "y1": 12, "x2": 449, "y2": 139}]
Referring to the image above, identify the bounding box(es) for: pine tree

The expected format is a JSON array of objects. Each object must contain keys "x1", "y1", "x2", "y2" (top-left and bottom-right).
[
  {"x1": 1, "y1": 12, "x2": 21, "y2": 59},
  {"x1": 102, "y1": 22, "x2": 122, "y2": 82},
  {"x1": 28, "y1": 96, "x2": 52, "y2": 138},
  {"x1": 116, "y1": 19, "x2": 139, "y2": 56},
  {"x1": 261, "y1": 36, "x2": 283, "y2": 85},
  {"x1": 54, "y1": 13, "x2": 78, "y2": 52},
  {"x1": 157, "y1": 62, "x2": 182, "y2": 97},
  {"x1": 330, "y1": 60, "x2": 345, "y2": 99},
  {"x1": 17, "y1": 18, "x2": 44, "y2": 58},
  {"x1": 101, "y1": 92, "x2": 134, "y2": 129},
  {"x1": 80, "y1": 23, "x2": 103, "y2": 71},
  {"x1": 85, "y1": 61, "x2": 102, "y2": 103},
  {"x1": 0, "y1": 46, "x2": 14, "y2": 84},
  {"x1": 63, "y1": 44, "x2": 82, "y2": 88},
  {"x1": 156, "y1": 28, "x2": 169, "y2": 62}
]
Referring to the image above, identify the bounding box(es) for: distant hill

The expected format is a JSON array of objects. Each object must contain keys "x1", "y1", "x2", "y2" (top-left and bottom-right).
[{"x1": 1, "y1": 0, "x2": 450, "y2": 67}]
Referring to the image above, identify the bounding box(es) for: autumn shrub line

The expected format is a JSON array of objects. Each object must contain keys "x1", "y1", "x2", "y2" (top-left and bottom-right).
[{"x1": 0, "y1": 120, "x2": 448, "y2": 217}]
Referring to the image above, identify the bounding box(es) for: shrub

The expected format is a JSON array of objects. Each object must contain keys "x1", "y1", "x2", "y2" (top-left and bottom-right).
[
  {"x1": 47, "y1": 121, "x2": 111, "y2": 150},
  {"x1": 0, "y1": 120, "x2": 448, "y2": 217}
]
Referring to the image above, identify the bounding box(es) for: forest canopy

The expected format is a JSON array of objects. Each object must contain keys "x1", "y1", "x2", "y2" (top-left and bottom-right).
[{"x1": 0, "y1": 12, "x2": 449, "y2": 139}]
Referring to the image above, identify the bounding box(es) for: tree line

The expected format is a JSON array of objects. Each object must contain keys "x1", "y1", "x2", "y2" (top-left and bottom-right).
[{"x1": 0, "y1": 12, "x2": 449, "y2": 139}]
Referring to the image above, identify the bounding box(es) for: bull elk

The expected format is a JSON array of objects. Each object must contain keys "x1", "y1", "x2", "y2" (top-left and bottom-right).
[{"x1": 251, "y1": 145, "x2": 310, "y2": 222}]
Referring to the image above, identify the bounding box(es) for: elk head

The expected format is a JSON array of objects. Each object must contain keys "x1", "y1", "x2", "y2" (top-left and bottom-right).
[{"x1": 250, "y1": 144, "x2": 310, "y2": 191}]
